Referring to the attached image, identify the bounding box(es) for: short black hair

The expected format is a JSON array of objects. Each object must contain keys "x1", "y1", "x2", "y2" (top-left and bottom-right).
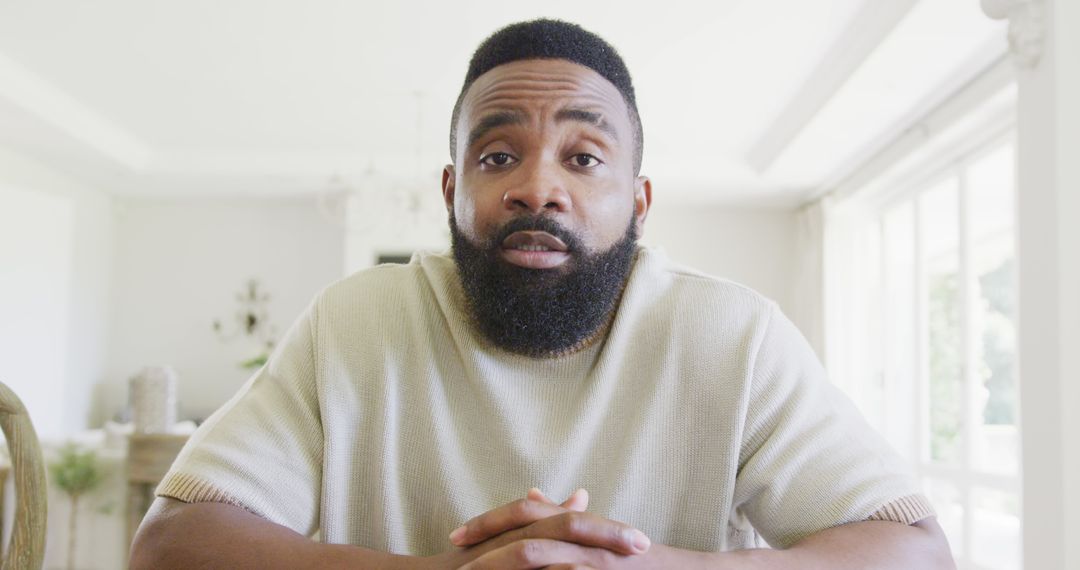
[{"x1": 449, "y1": 19, "x2": 644, "y2": 174}]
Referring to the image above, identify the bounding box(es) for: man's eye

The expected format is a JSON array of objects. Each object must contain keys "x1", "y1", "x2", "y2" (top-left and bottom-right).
[
  {"x1": 570, "y1": 154, "x2": 601, "y2": 168},
  {"x1": 479, "y1": 152, "x2": 517, "y2": 167}
]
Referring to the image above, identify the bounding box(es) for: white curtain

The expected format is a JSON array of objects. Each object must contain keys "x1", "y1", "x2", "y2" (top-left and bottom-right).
[
  {"x1": 821, "y1": 196, "x2": 888, "y2": 434},
  {"x1": 788, "y1": 198, "x2": 827, "y2": 362}
]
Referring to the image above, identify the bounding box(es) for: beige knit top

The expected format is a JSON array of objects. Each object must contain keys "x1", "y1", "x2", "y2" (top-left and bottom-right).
[{"x1": 158, "y1": 246, "x2": 933, "y2": 554}]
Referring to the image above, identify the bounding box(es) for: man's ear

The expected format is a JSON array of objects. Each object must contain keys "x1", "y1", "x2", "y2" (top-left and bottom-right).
[
  {"x1": 633, "y1": 175, "x2": 652, "y2": 238},
  {"x1": 442, "y1": 165, "x2": 456, "y2": 215}
]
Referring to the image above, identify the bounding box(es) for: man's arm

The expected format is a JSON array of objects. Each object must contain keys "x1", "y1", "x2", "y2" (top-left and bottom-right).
[
  {"x1": 129, "y1": 497, "x2": 416, "y2": 570},
  {"x1": 453, "y1": 491, "x2": 955, "y2": 569},
  {"x1": 133, "y1": 493, "x2": 954, "y2": 570},
  {"x1": 129, "y1": 494, "x2": 651, "y2": 570},
  {"x1": 457, "y1": 521, "x2": 954, "y2": 569},
  {"x1": 721, "y1": 517, "x2": 955, "y2": 570}
]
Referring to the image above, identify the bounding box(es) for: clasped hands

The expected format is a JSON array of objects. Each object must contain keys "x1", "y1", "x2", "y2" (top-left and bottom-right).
[{"x1": 427, "y1": 488, "x2": 659, "y2": 570}]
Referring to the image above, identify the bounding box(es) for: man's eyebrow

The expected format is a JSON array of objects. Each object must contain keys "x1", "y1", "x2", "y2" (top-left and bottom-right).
[
  {"x1": 466, "y1": 111, "x2": 525, "y2": 150},
  {"x1": 555, "y1": 108, "x2": 619, "y2": 141}
]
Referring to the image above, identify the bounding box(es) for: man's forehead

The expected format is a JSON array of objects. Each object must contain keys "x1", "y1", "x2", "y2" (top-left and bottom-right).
[
  {"x1": 459, "y1": 59, "x2": 630, "y2": 143},
  {"x1": 463, "y1": 60, "x2": 626, "y2": 117},
  {"x1": 464, "y1": 107, "x2": 620, "y2": 151}
]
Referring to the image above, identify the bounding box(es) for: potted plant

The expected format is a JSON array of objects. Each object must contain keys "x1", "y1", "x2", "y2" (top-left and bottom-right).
[{"x1": 49, "y1": 444, "x2": 103, "y2": 570}]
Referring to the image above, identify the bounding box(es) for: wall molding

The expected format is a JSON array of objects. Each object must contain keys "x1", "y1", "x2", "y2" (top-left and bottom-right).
[{"x1": 981, "y1": 0, "x2": 1047, "y2": 68}]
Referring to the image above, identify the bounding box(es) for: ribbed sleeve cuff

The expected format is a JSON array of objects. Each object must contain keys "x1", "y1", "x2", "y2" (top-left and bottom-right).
[
  {"x1": 867, "y1": 494, "x2": 937, "y2": 525},
  {"x1": 156, "y1": 471, "x2": 249, "y2": 511}
]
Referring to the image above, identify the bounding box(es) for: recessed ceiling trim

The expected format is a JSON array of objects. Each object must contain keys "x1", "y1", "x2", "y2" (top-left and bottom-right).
[
  {"x1": 0, "y1": 51, "x2": 151, "y2": 170},
  {"x1": 744, "y1": 0, "x2": 919, "y2": 174},
  {"x1": 808, "y1": 35, "x2": 1010, "y2": 201},
  {"x1": 809, "y1": 55, "x2": 1015, "y2": 206}
]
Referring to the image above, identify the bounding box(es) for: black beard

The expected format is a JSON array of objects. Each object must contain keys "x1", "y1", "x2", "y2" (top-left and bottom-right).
[{"x1": 450, "y1": 213, "x2": 638, "y2": 357}]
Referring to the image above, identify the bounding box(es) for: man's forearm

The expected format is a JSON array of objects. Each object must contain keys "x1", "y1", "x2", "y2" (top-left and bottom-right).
[
  {"x1": 130, "y1": 498, "x2": 418, "y2": 570},
  {"x1": 672, "y1": 518, "x2": 955, "y2": 570},
  {"x1": 132, "y1": 497, "x2": 954, "y2": 570}
]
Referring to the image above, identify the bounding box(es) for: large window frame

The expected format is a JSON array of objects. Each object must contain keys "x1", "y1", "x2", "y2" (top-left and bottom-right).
[{"x1": 825, "y1": 125, "x2": 1020, "y2": 570}]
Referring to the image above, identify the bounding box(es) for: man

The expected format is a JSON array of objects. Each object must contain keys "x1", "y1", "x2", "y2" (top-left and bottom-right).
[{"x1": 131, "y1": 19, "x2": 955, "y2": 569}]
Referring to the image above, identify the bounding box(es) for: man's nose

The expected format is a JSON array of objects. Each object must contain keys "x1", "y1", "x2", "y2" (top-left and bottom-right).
[{"x1": 502, "y1": 159, "x2": 571, "y2": 213}]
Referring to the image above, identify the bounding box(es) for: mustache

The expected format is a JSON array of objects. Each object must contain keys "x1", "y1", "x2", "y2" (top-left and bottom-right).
[{"x1": 489, "y1": 215, "x2": 583, "y2": 253}]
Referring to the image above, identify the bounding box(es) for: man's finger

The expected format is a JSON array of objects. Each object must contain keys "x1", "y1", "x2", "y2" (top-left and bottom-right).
[
  {"x1": 527, "y1": 488, "x2": 552, "y2": 504},
  {"x1": 458, "y1": 538, "x2": 617, "y2": 570},
  {"x1": 522, "y1": 511, "x2": 650, "y2": 556},
  {"x1": 528, "y1": 488, "x2": 589, "y2": 512},
  {"x1": 450, "y1": 499, "x2": 568, "y2": 547},
  {"x1": 560, "y1": 489, "x2": 589, "y2": 512},
  {"x1": 527, "y1": 488, "x2": 551, "y2": 503}
]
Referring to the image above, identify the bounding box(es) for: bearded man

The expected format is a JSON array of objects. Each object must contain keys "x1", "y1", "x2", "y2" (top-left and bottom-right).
[{"x1": 132, "y1": 19, "x2": 955, "y2": 569}]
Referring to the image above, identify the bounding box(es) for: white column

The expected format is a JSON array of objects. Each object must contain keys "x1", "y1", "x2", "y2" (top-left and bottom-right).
[
  {"x1": 1059, "y1": 3, "x2": 1080, "y2": 568},
  {"x1": 982, "y1": 0, "x2": 1080, "y2": 567}
]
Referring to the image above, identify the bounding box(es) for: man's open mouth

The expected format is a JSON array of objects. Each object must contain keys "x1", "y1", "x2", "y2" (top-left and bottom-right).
[{"x1": 500, "y1": 231, "x2": 571, "y2": 268}]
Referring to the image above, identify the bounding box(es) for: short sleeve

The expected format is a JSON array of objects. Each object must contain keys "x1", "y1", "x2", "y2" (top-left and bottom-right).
[
  {"x1": 156, "y1": 302, "x2": 323, "y2": 536},
  {"x1": 732, "y1": 304, "x2": 931, "y2": 548}
]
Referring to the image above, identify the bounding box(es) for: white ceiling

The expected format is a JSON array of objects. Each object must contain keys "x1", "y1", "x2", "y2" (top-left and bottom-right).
[{"x1": 0, "y1": 0, "x2": 1006, "y2": 205}]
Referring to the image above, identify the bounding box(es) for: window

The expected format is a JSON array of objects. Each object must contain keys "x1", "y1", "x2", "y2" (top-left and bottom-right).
[{"x1": 826, "y1": 135, "x2": 1019, "y2": 569}]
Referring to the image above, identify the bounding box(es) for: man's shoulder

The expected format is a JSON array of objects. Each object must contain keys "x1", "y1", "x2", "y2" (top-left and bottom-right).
[
  {"x1": 313, "y1": 249, "x2": 455, "y2": 313},
  {"x1": 631, "y1": 246, "x2": 777, "y2": 317}
]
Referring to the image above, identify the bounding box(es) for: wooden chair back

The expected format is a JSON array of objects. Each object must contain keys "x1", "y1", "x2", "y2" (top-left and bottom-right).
[{"x1": 0, "y1": 381, "x2": 47, "y2": 570}]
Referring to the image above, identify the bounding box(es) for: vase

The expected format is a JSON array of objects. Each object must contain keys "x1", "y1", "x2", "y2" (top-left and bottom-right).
[{"x1": 129, "y1": 366, "x2": 178, "y2": 434}]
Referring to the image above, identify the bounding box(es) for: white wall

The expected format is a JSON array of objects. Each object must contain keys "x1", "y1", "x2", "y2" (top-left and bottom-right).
[
  {"x1": 643, "y1": 201, "x2": 826, "y2": 359},
  {"x1": 102, "y1": 197, "x2": 344, "y2": 423},
  {"x1": 642, "y1": 201, "x2": 799, "y2": 319},
  {"x1": 0, "y1": 184, "x2": 73, "y2": 437},
  {"x1": 643, "y1": 201, "x2": 827, "y2": 357},
  {"x1": 343, "y1": 185, "x2": 450, "y2": 272},
  {"x1": 0, "y1": 147, "x2": 113, "y2": 439}
]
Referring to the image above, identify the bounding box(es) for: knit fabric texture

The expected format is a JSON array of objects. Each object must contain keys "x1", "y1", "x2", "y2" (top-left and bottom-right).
[{"x1": 157, "y1": 246, "x2": 933, "y2": 553}]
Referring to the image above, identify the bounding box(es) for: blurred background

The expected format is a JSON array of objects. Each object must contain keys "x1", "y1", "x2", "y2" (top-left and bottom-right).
[{"x1": 0, "y1": 1, "x2": 1076, "y2": 568}]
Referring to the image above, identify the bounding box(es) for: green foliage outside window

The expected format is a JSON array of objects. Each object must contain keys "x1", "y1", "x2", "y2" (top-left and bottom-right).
[
  {"x1": 978, "y1": 257, "x2": 1016, "y2": 426},
  {"x1": 928, "y1": 271, "x2": 962, "y2": 462},
  {"x1": 927, "y1": 255, "x2": 1016, "y2": 463}
]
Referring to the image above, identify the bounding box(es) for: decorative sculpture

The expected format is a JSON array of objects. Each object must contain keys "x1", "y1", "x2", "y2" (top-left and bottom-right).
[
  {"x1": 981, "y1": 0, "x2": 1047, "y2": 68},
  {"x1": 212, "y1": 279, "x2": 278, "y2": 369}
]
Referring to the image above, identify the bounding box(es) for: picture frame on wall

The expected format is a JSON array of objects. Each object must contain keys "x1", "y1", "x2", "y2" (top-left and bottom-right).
[{"x1": 376, "y1": 253, "x2": 413, "y2": 265}]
